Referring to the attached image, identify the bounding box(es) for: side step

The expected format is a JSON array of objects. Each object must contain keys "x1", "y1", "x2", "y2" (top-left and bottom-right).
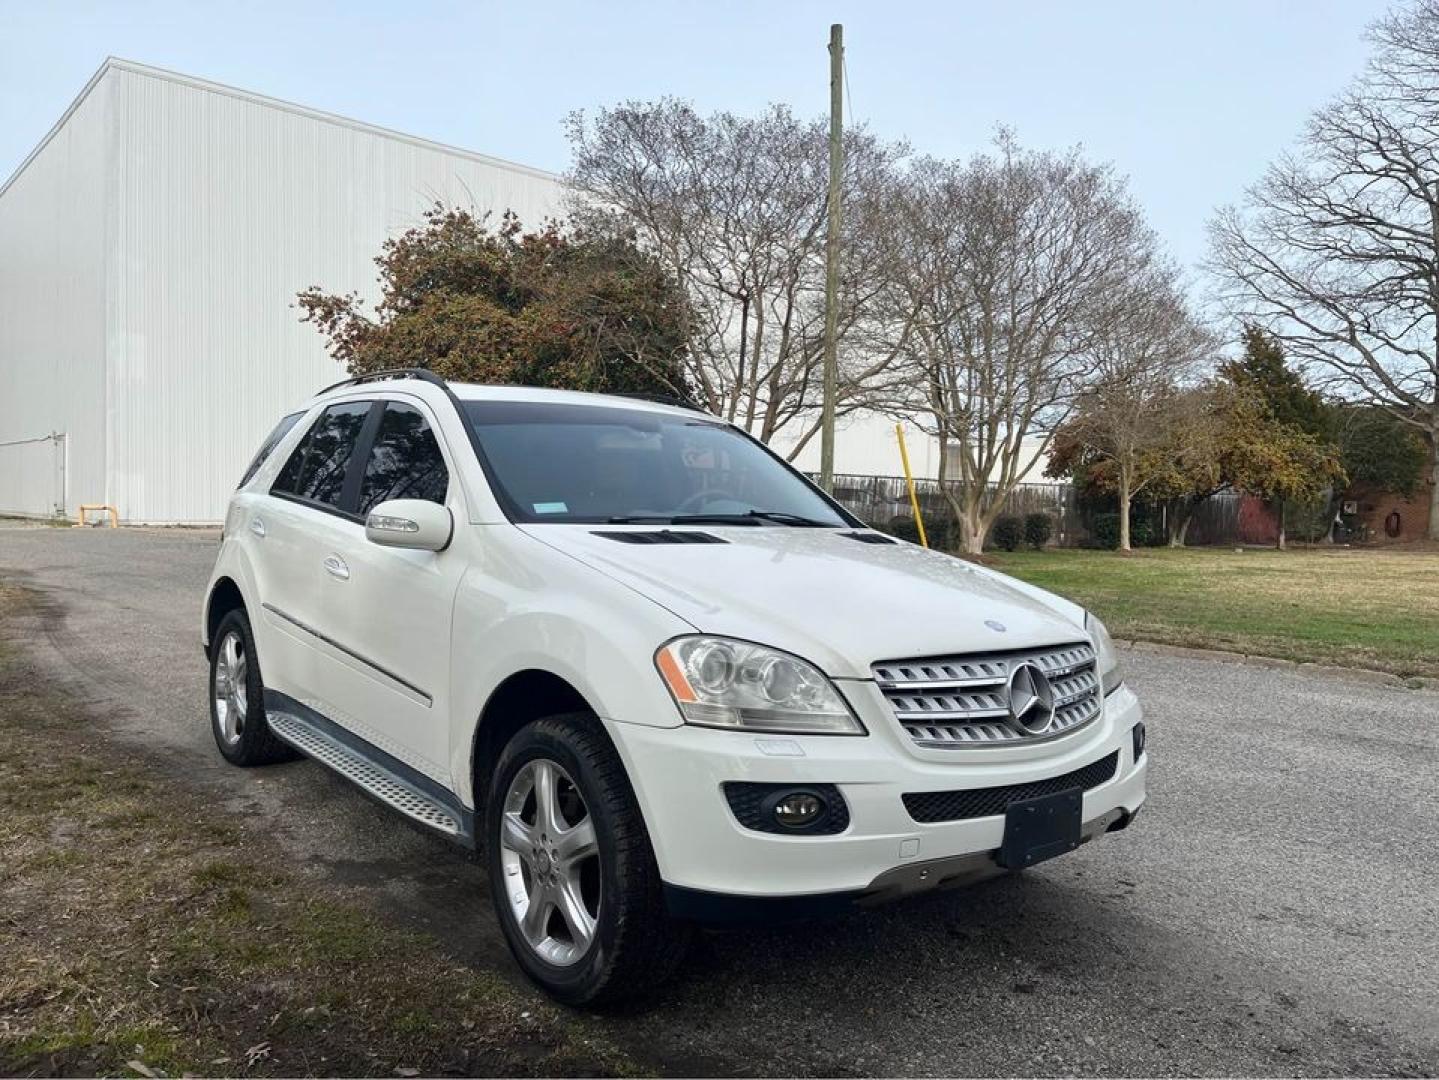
[{"x1": 268, "y1": 709, "x2": 471, "y2": 844}]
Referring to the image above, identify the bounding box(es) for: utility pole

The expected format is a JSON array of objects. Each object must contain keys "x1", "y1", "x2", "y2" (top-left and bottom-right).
[{"x1": 819, "y1": 22, "x2": 843, "y2": 492}]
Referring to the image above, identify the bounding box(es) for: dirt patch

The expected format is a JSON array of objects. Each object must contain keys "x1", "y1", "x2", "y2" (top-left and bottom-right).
[{"x1": 0, "y1": 585, "x2": 639, "y2": 1078}]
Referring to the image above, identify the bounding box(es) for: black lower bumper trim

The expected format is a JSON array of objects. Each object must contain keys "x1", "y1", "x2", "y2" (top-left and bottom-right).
[
  {"x1": 664, "y1": 806, "x2": 1142, "y2": 925},
  {"x1": 663, "y1": 884, "x2": 861, "y2": 924}
]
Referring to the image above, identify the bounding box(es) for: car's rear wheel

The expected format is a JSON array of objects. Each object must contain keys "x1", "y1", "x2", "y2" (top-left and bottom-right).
[
  {"x1": 208, "y1": 608, "x2": 295, "y2": 766},
  {"x1": 485, "y1": 713, "x2": 691, "y2": 1005}
]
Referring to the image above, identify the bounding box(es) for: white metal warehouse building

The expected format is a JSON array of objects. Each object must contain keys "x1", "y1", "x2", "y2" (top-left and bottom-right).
[{"x1": 0, "y1": 59, "x2": 564, "y2": 523}]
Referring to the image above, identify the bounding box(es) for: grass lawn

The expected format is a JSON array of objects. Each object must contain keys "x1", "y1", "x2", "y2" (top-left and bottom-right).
[
  {"x1": 985, "y1": 544, "x2": 1439, "y2": 680},
  {"x1": 0, "y1": 585, "x2": 637, "y2": 1078}
]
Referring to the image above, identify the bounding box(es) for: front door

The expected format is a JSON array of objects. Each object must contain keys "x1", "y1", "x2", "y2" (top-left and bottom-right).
[{"x1": 310, "y1": 398, "x2": 466, "y2": 787}]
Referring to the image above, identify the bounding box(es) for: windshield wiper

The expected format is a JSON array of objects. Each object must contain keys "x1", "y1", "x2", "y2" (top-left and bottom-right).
[
  {"x1": 603, "y1": 514, "x2": 761, "y2": 525},
  {"x1": 740, "y1": 510, "x2": 837, "y2": 527},
  {"x1": 607, "y1": 510, "x2": 834, "y2": 527},
  {"x1": 607, "y1": 513, "x2": 761, "y2": 526}
]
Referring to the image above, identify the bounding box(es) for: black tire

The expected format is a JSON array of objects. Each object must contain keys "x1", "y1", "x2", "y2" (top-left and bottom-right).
[
  {"x1": 485, "y1": 713, "x2": 691, "y2": 1006},
  {"x1": 207, "y1": 608, "x2": 295, "y2": 767}
]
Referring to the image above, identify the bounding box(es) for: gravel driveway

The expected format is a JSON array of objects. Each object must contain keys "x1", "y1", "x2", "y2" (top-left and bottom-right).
[{"x1": 2, "y1": 524, "x2": 1436, "y2": 1076}]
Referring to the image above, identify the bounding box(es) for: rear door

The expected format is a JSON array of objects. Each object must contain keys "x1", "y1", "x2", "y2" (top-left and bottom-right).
[
  {"x1": 254, "y1": 399, "x2": 376, "y2": 711},
  {"x1": 313, "y1": 398, "x2": 466, "y2": 785}
]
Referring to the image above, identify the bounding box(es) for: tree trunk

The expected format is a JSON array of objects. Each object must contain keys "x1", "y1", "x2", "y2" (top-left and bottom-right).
[
  {"x1": 1118, "y1": 478, "x2": 1132, "y2": 552},
  {"x1": 1276, "y1": 498, "x2": 1287, "y2": 551},
  {"x1": 1173, "y1": 512, "x2": 1194, "y2": 547},
  {"x1": 1428, "y1": 434, "x2": 1439, "y2": 541},
  {"x1": 1167, "y1": 499, "x2": 1190, "y2": 547},
  {"x1": 1169, "y1": 492, "x2": 1216, "y2": 547},
  {"x1": 963, "y1": 527, "x2": 984, "y2": 555},
  {"x1": 947, "y1": 491, "x2": 986, "y2": 556},
  {"x1": 960, "y1": 502, "x2": 985, "y2": 555}
]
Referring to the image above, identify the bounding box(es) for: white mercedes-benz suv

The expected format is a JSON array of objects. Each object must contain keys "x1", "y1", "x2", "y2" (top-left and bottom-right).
[{"x1": 202, "y1": 369, "x2": 1147, "y2": 1004}]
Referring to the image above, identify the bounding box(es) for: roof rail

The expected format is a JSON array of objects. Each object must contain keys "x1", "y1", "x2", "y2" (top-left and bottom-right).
[{"x1": 317, "y1": 367, "x2": 447, "y2": 396}]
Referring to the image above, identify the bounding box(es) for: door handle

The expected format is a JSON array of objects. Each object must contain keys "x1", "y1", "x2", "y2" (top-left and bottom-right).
[
  {"x1": 322, "y1": 554, "x2": 350, "y2": 581},
  {"x1": 249, "y1": 516, "x2": 266, "y2": 538}
]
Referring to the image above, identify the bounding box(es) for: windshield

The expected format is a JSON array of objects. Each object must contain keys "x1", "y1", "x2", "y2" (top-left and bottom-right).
[{"x1": 463, "y1": 400, "x2": 852, "y2": 526}]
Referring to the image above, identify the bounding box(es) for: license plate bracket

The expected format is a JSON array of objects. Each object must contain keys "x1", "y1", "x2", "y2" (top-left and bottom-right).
[{"x1": 997, "y1": 787, "x2": 1083, "y2": 869}]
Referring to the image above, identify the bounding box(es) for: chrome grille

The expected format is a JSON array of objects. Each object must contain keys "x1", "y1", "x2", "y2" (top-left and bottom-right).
[{"x1": 873, "y1": 642, "x2": 1100, "y2": 747}]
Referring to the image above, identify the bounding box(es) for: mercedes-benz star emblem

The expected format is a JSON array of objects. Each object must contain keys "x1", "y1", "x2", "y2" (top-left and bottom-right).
[{"x1": 1006, "y1": 661, "x2": 1056, "y2": 736}]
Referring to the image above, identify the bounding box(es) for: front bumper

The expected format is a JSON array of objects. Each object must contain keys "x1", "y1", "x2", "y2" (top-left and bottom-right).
[{"x1": 607, "y1": 682, "x2": 1147, "y2": 908}]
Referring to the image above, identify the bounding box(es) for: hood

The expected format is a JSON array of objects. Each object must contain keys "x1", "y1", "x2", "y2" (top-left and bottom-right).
[{"x1": 519, "y1": 525, "x2": 1089, "y2": 679}]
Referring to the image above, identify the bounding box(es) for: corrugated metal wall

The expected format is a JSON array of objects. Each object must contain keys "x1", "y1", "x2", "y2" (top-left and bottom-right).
[
  {"x1": 0, "y1": 436, "x2": 66, "y2": 517},
  {"x1": 0, "y1": 72, "x2": 110, "y2": 518},
  {"x1": 0, "y1": 60, "x2": 566, "y2": 523}
]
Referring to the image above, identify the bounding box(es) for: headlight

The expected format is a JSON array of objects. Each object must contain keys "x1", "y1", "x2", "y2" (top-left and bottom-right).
[
  {"x1": 654, "y1": 636, "x2": 865, "y2": 735},
  {"x1": 1086, "y1": 611, "x2": 1123, "y2": 695}
]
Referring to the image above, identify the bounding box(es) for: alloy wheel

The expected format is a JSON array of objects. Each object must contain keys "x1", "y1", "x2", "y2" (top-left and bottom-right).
[
  {"x1": 213, "y1": 629, "x2": 248, "y2": 746},
  {"x1": 498, "y1": 758, "x2": 601, "y2": 967}
]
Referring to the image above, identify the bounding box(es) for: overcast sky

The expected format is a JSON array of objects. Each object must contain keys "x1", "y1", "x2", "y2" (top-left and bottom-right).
[{"x1": 1, "y1": 0, "x2": 1388, "y2": 278}]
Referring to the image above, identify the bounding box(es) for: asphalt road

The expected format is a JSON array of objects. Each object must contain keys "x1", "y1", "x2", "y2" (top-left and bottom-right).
[{"x1": 2, "y1": 524, "x2": 1436, "y2": 1077}]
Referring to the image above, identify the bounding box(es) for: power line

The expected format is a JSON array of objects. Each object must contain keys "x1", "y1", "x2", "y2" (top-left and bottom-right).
[{"x1": 843, "y1": 53, "x2": 854, "y2": 130}]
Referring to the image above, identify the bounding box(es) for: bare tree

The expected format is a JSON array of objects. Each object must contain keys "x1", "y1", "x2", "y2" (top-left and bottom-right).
[
  {"x1": 887, "y1": 135, "x2": 1162, "y2": 554},
  {"x1": 1209, "y1": 0, "x2": 1439, "y2": 539},
  {"x1": 564, "y1": 100, "x2": 915, "y2": 454},
  {"x1": 1149, "y1": 384, "x2": 1229, "y2": 547},
  {"x1": 1047, "y1": 272, "x2": 1213, "y2": 550}
]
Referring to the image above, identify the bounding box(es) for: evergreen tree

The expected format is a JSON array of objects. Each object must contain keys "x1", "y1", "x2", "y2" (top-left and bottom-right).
[{"x1": 1221, "y1": 327, "x2": 1332, "y2": 438}]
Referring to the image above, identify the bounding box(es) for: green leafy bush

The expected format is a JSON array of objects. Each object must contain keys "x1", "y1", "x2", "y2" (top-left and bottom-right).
[
  {"x1": 1088, "y1": 512, "x2": 1120, "y2": 549},
  {"x1": 887, "y1": 514, "x2": 959, "y2": 550},
  {"x1": 991, "y1": 515, "x2": 1024, "y2": 552},
  {"x1": 1023, "y1": 513, "x2": 1053, "y2": 551},
  {"x1": 888, "y1": 516, "x2": 922, "y2": 544}
]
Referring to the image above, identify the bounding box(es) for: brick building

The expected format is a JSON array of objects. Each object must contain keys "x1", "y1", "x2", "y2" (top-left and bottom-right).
[{"x1": 1346, "y1": 477, "x2": 1435, "y2": 543}]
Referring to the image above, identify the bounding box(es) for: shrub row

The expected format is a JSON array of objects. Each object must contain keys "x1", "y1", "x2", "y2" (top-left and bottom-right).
[{"x1": 991, "y1": 512, "x2": 1054, "y2": 552}]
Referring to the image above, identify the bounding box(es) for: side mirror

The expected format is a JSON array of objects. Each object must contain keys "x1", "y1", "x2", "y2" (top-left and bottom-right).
[{"x1": 365, "y1": 499, "x2": 453, "y2": 552}]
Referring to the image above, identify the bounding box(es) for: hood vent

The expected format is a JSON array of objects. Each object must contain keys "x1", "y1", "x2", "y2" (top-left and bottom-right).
[
  {"x1": 591, "y1": 529, "x2": 728, "y2": 545},
  {"x1": 842, "y1": 530, "x2": 897, "y2": 545}
]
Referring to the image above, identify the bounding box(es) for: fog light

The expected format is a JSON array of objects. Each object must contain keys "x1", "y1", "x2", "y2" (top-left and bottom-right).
[
  {"x1": 1132, "y1": 721, "x2": 1146, "y2": 760},
  {"x1": 724, "y1": 782, "x2": 848, "y2": 835},
  {"x1": 773, "y1": 791, "x2": 825, "y2": 829}
]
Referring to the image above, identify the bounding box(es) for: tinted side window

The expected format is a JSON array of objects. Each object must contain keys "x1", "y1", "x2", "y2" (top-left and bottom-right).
[
  {"x1": 271, "y1": 402, "x2": 372, "y2": 508},
  {"x1": 357, "y1": 402, "x2": 449, "y2": 516},
  {"x1": 239, "y1": 412, "x2": 303, "y2": 489},
  {"x1": 272, "y1": 431, "x2": 309, "y2": 495}
]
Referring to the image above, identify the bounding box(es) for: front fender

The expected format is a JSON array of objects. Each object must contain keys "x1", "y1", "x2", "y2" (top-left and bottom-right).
[{"x1": 447, "y1": 527, "x2": 695, "y2": 805}]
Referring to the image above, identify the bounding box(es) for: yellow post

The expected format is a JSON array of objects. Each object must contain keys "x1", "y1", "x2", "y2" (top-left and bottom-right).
[
  {"x1": 75, "y1": 504, "x2": 119, "y2": 528},
  {"x1": 894, "y1": 424, "x2": 929, "y2": 548}
]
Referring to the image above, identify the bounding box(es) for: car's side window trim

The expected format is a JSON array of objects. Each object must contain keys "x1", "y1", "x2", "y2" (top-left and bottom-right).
[
  {"x1": 339, "y1": 403, "x2": 387, "y2": 515},
  {"x1": 268, "y1": 488, "x2": 368, "y2": 525}
]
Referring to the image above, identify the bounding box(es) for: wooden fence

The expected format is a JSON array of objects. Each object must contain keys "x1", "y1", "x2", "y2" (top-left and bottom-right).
[{"x1": 821, "y1": 473, "x2": 1092, "y2": 546}]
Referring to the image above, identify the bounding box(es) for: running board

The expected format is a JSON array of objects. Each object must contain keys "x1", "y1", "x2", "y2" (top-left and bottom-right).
[{"x1": 267, "y1": 708, "x2": 473, "y2": 845}]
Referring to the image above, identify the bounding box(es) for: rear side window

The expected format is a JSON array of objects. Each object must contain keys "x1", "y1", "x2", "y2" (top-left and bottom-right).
[
  {"x1": 238, "y1": 412, "x2": 303, "y2": 489},
  {"x1": 271, "y1": 402, "x2": 372, "y2": 509},
  {"x1": 357, "y1": 402, "x2": 449, "y2": 516}
]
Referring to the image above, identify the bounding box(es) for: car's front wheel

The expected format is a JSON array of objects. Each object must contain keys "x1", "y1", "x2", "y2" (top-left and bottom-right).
[{"x1": 485, "y1": 713, "x2": 690, "y2": 1005}]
